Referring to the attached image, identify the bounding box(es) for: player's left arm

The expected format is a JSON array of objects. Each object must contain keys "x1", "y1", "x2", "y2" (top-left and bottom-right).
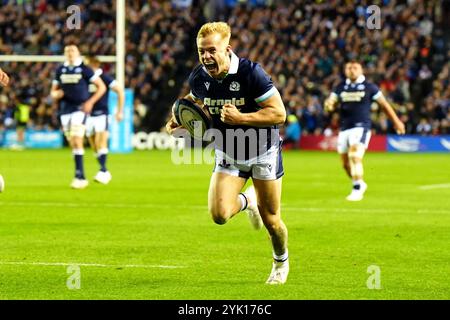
[
  {"x1": 111, "y1": 83, "x2": 125, "y2": 122},
  {"x1": 221, "y1": 89, "x2": 286, "y2": 126},
  {"x1": 375, "y1": 95, "x2": 405, "y2": 135}
]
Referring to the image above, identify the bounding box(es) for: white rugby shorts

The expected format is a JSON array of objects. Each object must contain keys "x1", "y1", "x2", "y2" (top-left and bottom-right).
[
  {"x1": 60, "y1": 111, "x2": 88, "y2": 137},
  {"x1": 337, "y1": 127, "x2": 371, "y2": 154},
  {"x1": 213, "y1": 140, "x2": 284, "y2": 181},
  {"x1": 85, "y1": 114, "x2": 109, "y2": 136}
]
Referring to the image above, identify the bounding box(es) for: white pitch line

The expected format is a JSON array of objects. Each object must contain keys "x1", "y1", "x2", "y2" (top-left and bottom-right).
[
  {"x1": 0, "y1": 261, "x2": 186, "y2": 269},
  {"x1": 0, "y1": 201, "x2": 448, "y2": 214},
  {"x1": 418, "y1": 183, "x2": 450, "y2": 190},
  {"x1": 0, "y1": 201, "x2": 205, "y2": 210}
]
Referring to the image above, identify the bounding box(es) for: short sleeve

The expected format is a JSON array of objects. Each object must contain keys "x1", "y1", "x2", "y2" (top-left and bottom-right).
[
  {"x1": 83, "y1": 65, "x2": 97, "y2": 82},
  {"x1": 250, "y1": 63, "x2": 276, "y2": 103},
  {"x1": 369, "y1": 83, "x2": 382, "y2": 100},
  {"x1": 102, "y1": 74, "x2": 115, "y2": 88},
  {"x1": 53, "y1": 67, "x2": 62, "y2": 85},
  {"x1": 188, "y1": 70, "x2": 200, "y2": 100}
]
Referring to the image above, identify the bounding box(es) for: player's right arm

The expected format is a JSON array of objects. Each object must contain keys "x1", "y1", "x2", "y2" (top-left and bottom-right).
[
  {"x1": 324, "y1": 92, "x2": 338, "y2": 112},
  {"x1": 50, "y1": 67, "x2": 64, "y2": 100},
  {"x1": 166, "y1": 91, "x2": 203, "y2": 135},
  {"x1": 0, "y1": 67, "x2": 9, "y2": 86},
  {"x1": 50, "y1": 83, "x2": 64, "y2": 100}
]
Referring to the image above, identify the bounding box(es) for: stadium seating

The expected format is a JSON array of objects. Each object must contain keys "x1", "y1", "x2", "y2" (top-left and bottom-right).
[{"x1": 0, "y1": 0, "x2": 448, "y2": 135}]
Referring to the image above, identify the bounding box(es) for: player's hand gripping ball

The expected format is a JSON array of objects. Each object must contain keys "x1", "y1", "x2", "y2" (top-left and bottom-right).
[{"x1": 172, "y1": 98, "x2": 212, "y2": 140}]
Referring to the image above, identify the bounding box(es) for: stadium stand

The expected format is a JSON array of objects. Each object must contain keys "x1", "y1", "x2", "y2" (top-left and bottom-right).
[{"x1": 0, "y1": 0, "x2": 448, "y2": 135}]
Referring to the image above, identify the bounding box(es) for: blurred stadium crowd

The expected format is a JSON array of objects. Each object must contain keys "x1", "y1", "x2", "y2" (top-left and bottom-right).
[{"x1": 0, "y1": 0, "x2": 448, "y2": 136}]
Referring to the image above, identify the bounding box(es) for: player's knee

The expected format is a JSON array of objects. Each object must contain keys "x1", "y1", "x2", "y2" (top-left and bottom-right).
[
  {"x1": 211, "y1": 211, "x2": 229, "y2": 225},
  {"x1": 209, "y1": 206, "x2": 231, "y2": 225},
  {"x1": 212, "y1": 215, "x2": 228, "y2": 225},
  {"x1": 348, "y1": 154, "x2": 362, "y2": 164},
  {"x1": 264, "y1": 220, "x2": 283, "y2": 235},
  {"x1": 343, "y1": 162, "x2": 351, "y2": 172},
  {"x1": 71, "y1": 139, "x2": 83, "y2": 149},
  {"x1": 348, "y1": 147, "x2": 365, "y2": 162},
  {"x1": 261, "y1": 210, "x2": 281, "y2": 231}
]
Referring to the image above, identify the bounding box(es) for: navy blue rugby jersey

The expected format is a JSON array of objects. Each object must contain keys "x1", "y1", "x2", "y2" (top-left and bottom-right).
[
  {"x1": 331, "y1": 75, "x2": 382, "y2": 130},
  {"x1": 53, "y1": 58, "x2": 99, "y2": 115},
  {"x1": 89, "y1": 69, "x2": 116, "y2": 116},
  {"x1": 188, "y1": 51, "x2": 280, "y2": 159}
]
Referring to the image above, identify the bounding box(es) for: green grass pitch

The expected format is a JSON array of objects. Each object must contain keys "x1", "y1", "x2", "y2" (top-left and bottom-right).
[{"x1": 0, "y1": 148, "x2": 448, "y2": 299}]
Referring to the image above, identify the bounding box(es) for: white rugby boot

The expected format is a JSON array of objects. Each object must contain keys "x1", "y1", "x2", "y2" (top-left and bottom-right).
[
  {"x1": 70, "y1": 178, "x2": 89, "y2": 189},
  {"x1": 346, "y1": 181, "x2": 367, "y2": 201},
  {"x1": 266, "y1": 259, "x2": 289, "y2": 285},
  {"x1": 243, "y1": 185, "x2": 263, "y2": 230},
  {"x1": 94, "y1": 171, "x2": 112, "y2": 185},
  {"x1": 0, "y1": 174, "x2": 5, "y2": 192}
]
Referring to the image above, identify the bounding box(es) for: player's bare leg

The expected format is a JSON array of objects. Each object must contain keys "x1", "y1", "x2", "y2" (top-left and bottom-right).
[
  {"x1": 253, "y1": 178, "x2": 289, "y2": 284},
  {"x1": 346, "y1": 144, "x2": 368, "y2": 201},
  {"x1": 88, "y1": 135, "x2": 97, "y2": 153},
  {"x1": 95, "y1": 131, "x2": 109, "y2": 151},
  {"x1": 208, "y1": 172, "x2": 247, "y2": 224},
  {"x1": 340, "y1": 153, "x2": 352, "y2": 178},
  {"x1": 93, "y1": 131, "x2": 111, "y2": 184}
]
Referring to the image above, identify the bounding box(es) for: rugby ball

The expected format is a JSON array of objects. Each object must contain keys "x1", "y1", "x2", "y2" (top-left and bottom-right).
[
  {"x1": 172, "y1": 98, "x2": 211, "y2": 140},
  {"x1": 0, "y1": 174, "x2": 4, "y2": 193}
]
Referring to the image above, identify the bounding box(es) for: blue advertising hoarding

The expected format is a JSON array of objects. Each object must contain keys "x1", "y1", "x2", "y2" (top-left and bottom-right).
[
  {"x1": 387, "y1": 135, "x2": 450, "y2": 152},
  {"x1": 0, "y1": 130, "x2": 63, "y2": 148},
  {"x1": 108, "y1": 88, "x2": 134, "y2": 153}
]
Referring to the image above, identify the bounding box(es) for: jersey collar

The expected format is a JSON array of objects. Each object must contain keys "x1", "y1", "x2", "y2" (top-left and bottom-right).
[
  {"x1": 228, "y1": 50, "x2": 239, "y2": 75},
  {"x1": 345, "y1": 75, "x2": 365, "y2": 85},
  {"x1": 64, "y1": 57, "x2": 83, "y2": 67}
]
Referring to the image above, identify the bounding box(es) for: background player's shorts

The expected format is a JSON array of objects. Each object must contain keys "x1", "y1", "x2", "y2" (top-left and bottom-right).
[
  {"x1": 86, "y1": 114, "x2": 109, "y2": 136},
  {"x1": 213, "y1": 140, "x2": 284, "y2": 181},
  {"x1": 60, "y1": 111, "x2": 87, "y2": 138},
  {"x1": 337, "y1": 127, "x2": 371, "y2": 154}
]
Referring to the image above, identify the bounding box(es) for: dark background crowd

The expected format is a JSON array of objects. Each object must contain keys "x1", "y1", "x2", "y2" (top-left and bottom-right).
[{"x1": 0, "y1": 0, "x2": 449, "y2": 137}]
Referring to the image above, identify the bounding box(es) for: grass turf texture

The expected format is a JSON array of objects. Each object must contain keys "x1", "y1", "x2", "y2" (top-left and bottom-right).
[{"x1": 0, "y1": 149, "x2": 448, "y2": 299}]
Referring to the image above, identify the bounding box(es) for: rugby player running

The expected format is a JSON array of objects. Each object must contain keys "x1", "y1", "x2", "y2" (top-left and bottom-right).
[
  {"x1": 166, "y1": 22, "x2": 289, "y2": 284},
  {"x1": 51, "y1": 44, "x2": 106, "y2": 189},
  {"x1": 324, "y1": 61, "x2": 405, "y2": 201}
]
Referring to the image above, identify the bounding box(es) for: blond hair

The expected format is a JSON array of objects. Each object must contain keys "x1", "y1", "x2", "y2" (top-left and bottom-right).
[
  {"x1": 84, "y1": 55, "x2": 101, "y2": 68},
  {"x1": 197, "y1": 22, "x2": 231, "y2": 43}
]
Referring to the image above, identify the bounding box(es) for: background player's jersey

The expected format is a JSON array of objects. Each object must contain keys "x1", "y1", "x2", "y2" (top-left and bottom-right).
[
  {"x1": 53, "y1": 58, "x2": 98, "y2": 115},
  {"x1": 332, "y1": 75, "x2": 382, "y2": 130},
  {"x1": 188, "y1": 51, "x2": 280, "y2": 159},
  {"x1": 89, "y1": 69, "x2": 116, "y2": 116}
]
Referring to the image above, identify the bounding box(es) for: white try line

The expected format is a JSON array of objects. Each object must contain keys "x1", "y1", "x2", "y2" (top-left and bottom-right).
[
  {"x1": 0, "y1": 261, "x2": 186, "y2": 269},
  {"x1": 0, "y1": 201, "x2": 448, "y2": 214},
  {"x1": 418, "y1": 183, "x2": 450, "y2": 190},
  {"x1": 0, "y1": 201, "x2": 205, "y2": 210}
]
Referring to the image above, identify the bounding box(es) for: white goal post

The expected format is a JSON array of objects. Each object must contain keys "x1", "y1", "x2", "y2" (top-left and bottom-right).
[{"x1": 0, "y1": 0, "x2": 125, "y2": 91}]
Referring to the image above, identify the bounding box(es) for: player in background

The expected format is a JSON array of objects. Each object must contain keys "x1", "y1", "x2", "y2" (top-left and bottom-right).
[
  {"x1": 324, "y1": 61, "x2": 405, "y2": 201},
  {"x1": 0, "y1": 67, "x2": 9, "y2": 192},
  {"x1": 166, "y1": 22, "x2": 289, "y2": 284},
  {"x1": 12, "y1": 89, "x2": 31, "y2": 150},
  {"x1": 84, "y1": 56, "x2": 124, "y2": 184},
  {"x1": 50, "y1": 44, "x2": 106, "y2": 189}
]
